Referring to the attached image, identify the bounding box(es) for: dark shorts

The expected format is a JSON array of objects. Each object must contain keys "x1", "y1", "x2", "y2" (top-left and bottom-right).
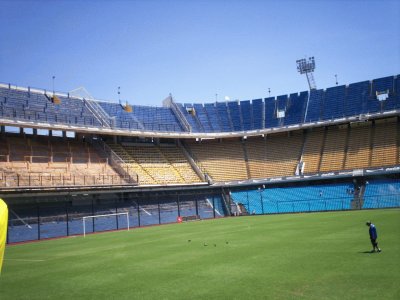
[{"x1": 370, "y1": 238, "x2": 377, "y2": 246}]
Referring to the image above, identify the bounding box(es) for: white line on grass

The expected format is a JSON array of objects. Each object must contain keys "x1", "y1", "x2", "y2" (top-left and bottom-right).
[{"x1": 4, "y1": 258, "x2": 45, "y2": 262}]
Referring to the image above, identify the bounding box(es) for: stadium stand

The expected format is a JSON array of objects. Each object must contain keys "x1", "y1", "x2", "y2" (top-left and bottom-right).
[
  {"x1": 285, "y1": 91, "x2": 308, "y2": 125},
  {"x1": 344, "y1": 122, "x2": 372, "y2": 170},
  {"x1": 240, "y1": 100, "x2": 252, "y2": 131},
  {"x1": 252, "y1": 98, "x2": 264, "y2": 130},
  {"x1": 305, "y1": 89, "x2": 324, "y2": 122},
  {"x1": 245, "y1": 132, "x2": 303, "y2": 179},
  {"x1": 322, "y1": 85, "x2": 346, "y2": 120},
  {"x1": 370, "y1": 118, "x2": 398, "y2": 167},
  {"x1": 1, "y1": 74, "x2": 400, "y2": 243},
  {"x1": 0, "y1": 134, "x2": 133, "y2": 187},
  {"x1": 185, "y1": 138, "x2": 248, "y2": 181},
  {"x1": 301, "y1": 127, "x2": 325, "y2": 174},
  {"x1": 319, "y1": 125, "x2": 348, "y2": 172},
  {"x1": 231, "y1": 183, "x2": 355, "y2": 215},
  {"x1": 363, "y1": 179, "x2": 400, "y2": 209},
  {"x1": 193, "y1": 103, "x2": 213, "y2": 131}
]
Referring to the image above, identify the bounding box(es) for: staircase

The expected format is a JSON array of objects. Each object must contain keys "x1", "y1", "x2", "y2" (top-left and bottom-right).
[
  {"x1": 69, "y1": 87, "x2": 112, "y2": 128},
  {"x1": 163, "y1": 95, "x2": 191, "y2": 132},
  {"x1": 107, "y1": 143, "x2": 156, "y2": 185}
]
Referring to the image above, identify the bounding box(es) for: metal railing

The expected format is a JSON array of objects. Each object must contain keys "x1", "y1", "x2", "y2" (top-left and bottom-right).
[
  {"x1": 83, "y1": 98, "x2": 112, "y2": 128},
  {"x1": 0, "y1": 173, "x2": 136, "y2": 188},
  {"x1": 91, "y1": 139, "x2": 138, "y2": 184},
  {"x1": 163, "y1": 96, "x2": 191, "y2": 132}
]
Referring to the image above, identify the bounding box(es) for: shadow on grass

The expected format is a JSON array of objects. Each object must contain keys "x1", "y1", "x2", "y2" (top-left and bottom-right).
[{"x1": 358, "y1": 250, "x2": 376, "y2": 254}]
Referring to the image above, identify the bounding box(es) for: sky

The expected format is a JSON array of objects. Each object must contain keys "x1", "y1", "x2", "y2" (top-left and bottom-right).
[{"x1": 0, "y1": 0, "x2": 399, "y2": 106}]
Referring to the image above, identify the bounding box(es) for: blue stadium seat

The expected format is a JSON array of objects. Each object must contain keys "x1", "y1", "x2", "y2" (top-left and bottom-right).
[
  {"x1": 322, "y1": 85, "x2": 346, "y2": 120},
  {"x1": 182, "y1": 103, "x2": 202, "y2": 132},
  {"x1": 1, "y1": 74, "x2": 397, "y2": 133},
  {"x1": 305, "y1": 89, "x2": 323, "y2": 122},
  {"x1": 193, "y1": 103, "x2": 213, "y2": 132},
  {"x1": 252, "y1": 99, "x2": 264, "y2": 130},
  {"x1": 240, "y1": 100, "x2": 252, "y2": 131},
  {"x1": 345, "y1": 81, "x2": 369, "y2": 116},
  {"x1": 227, "y1": 101, "x2": 242, "y2": 132},
  {"x1": 231, "y1": 183, "x2": 354, "y2": 215},
  {"x1": 216, "y1": 102, "x2": 232, "y2": 132},
  {"x1": 285, "y1": 91, "x2": 308, "y2": 125},
  {"x1": 265, "y1": 97, "x2": 279, "y2": 128},
  {"x1": 204, "y1": 103, "x2": 221, "y2": 132},
  {"x1": 363, "y1": 179, "x2": 400, "y2": 209}
]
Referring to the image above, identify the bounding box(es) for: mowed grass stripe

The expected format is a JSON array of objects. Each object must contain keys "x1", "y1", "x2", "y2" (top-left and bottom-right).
[{"x1": 1, "y1": 209, "x2": 399, "y2": 300}]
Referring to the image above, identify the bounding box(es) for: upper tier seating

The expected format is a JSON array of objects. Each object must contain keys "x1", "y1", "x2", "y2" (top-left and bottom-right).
[
  {"x1": 0, "y1": 87, "x2": 102, "y2": 126},
  {"x1": 1, "y1": 75, "x2": 398, "y2": 133},
  {"x1": 180, "y1": 75, "x2": 399, "y2": 132},
  {"x1": 99, "y1": 102, "x2": 183, "y2": 132}
]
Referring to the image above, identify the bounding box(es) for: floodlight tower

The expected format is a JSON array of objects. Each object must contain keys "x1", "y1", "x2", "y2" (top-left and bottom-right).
[{"x1": 296, "y1": 56, "x2": 317, "y2": 90}]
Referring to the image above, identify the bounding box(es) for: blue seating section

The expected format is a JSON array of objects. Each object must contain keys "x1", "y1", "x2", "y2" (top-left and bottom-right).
[
  {"x1": 0, "y1": 88, "x2": 102, "y2": 126},
  {"x1": 265, "y1": 97, "x2": 279, "y2": 128},
  {"x1": 181, "y1": 76, "x2": 399, "y2": 132},
  {"x1": 216, "y1": 102, "x2": 232, "y2": 132},
  {"x1": 372, "y1": 76, "x2": 396, "y2": 111},
  {"x1": 252, "y1": 99, "x2": 264, "y2": 129},
  {"x1": 345, "y1": 81, "x2": 369, "y2": 116},
  {"x1": 228, "y1": 101, "x2": 242, "y2": 131},
  {"x1": 362, "y1": 179, "x2": 400, "y2": 209},
  {"x1": 204, "y1": 103, "x2": 221, "y2": 132},
  {"x1": 231, "y1": 183, "x2": 354, "y2": 215},
  {"x1": 180, "y1": 103, "x2": 202, "y2": 132},
  {"x1": 193, "y1": 103, "x2": 213, "y2": 131},
  {"x1": 305, "y1": 89, "x2": 324, "y2": 122},
  {"x1": 285, "y1": 92, "x2": 307, "y2": 125},
  {"x1": 99, "y1": 102, "x2": 183, "y2": 132},
  {"x1": 240, "y1": 100, "x2": 252, "y2": 131},
  {"x1": 396, "y1": 76, "x2": 400, "y2": 109},
  {"x1": 323, "y1": 85, "x2": 346, "y2": 119},
  {"x1": 1, "y1": 75, "x2": 399, "y2": 133}
]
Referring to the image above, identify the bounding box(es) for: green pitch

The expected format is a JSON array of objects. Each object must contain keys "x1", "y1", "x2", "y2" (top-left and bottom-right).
[{"x1": 1, "y1": 209, "x2": 399, "y2": 299}]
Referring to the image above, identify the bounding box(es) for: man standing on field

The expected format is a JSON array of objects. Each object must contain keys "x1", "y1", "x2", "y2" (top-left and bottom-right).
[{"x1": 366, "y1": 221, "x2": 381, "y2": 253}]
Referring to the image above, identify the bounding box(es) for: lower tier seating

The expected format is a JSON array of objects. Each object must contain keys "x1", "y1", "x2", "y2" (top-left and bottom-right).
[
  {"x1": 231, "y1": 183, "x2": 355, "y2": 214},
  {"x1": 362, "y1": 179, "x2": 400, "y2": 209}
]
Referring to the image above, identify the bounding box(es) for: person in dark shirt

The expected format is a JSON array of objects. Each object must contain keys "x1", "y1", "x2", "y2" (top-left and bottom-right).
[{"x1": 366, "y1": 221, "x2": 381, "y2": 253}]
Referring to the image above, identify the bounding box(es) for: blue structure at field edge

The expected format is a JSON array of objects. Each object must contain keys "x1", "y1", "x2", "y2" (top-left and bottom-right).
[{"x1": 231, "y1": 179, "x2": 400, "y2": 215}]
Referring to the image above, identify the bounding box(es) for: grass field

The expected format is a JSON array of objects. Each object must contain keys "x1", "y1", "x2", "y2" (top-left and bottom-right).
[{"x1": 1, "y1": 209, "x2": 399, "y2": 299}]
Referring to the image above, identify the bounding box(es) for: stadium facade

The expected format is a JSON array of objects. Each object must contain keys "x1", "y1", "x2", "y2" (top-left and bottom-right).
[{"x1": 1, "y1": 75, "x2": 399, "y2": 243}]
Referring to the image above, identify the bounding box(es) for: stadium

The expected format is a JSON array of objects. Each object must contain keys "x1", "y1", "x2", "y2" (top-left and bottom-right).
[
  {"x1": 1, "y1": 73, "x2": 400, "y2": 241},
  {"x1": 1, "y1": 1, "x2": 399, "y2": 299}
]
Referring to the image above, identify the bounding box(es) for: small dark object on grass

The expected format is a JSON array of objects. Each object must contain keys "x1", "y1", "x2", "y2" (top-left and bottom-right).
[
  {"x1": 226, "y1": 241, "x2": 229, "y2": 244},
  {"x1": 188, "y1": 240, "x2": 191, "y2": 242},
  {"x1": 214, "y1": 244, "x2": 216, "y2": 247}
]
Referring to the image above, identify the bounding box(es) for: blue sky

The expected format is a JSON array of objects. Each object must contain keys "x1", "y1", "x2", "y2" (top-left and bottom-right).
[{"x1": 1, "y1": 0, "x2": 399, "y2": 105}]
